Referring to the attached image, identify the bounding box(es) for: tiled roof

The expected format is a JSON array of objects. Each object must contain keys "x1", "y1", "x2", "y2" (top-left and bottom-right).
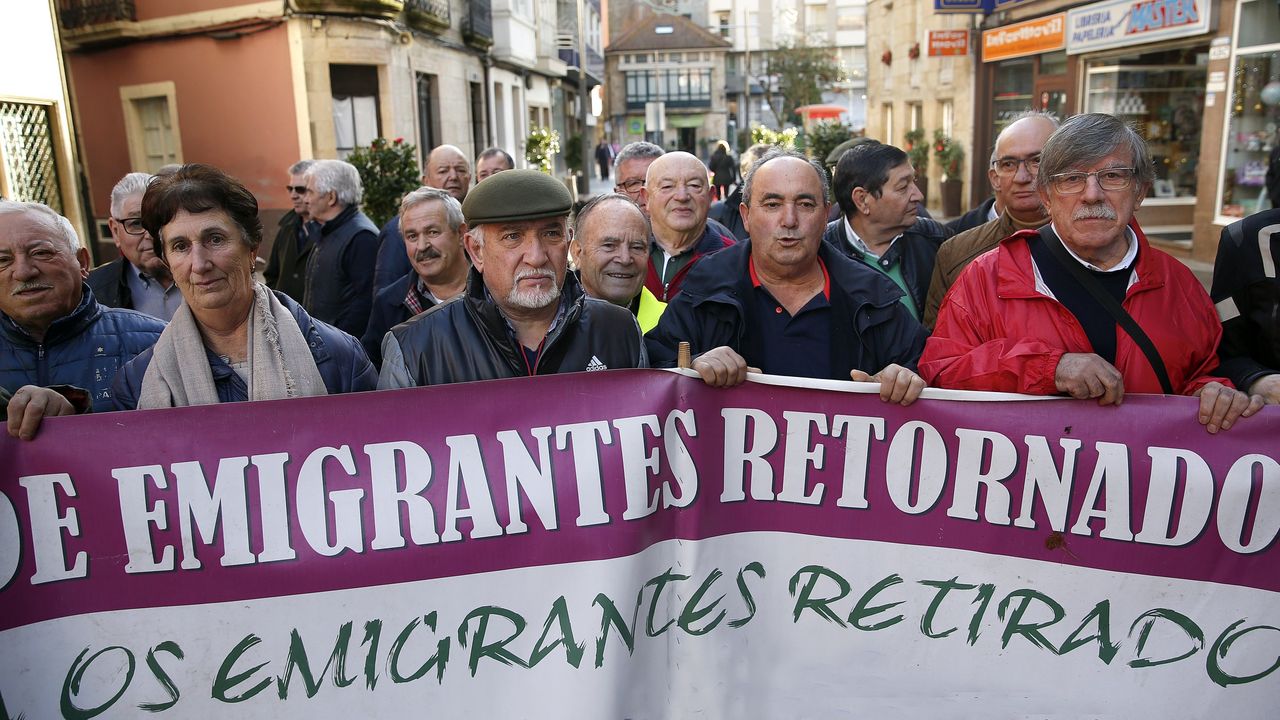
[{"x1": 606, "y1": 13, "x2": 732, "y2": 53}]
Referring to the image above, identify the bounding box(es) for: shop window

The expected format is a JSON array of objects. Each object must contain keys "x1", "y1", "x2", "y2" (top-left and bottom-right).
[
  {"x1": 991, "y1": 58, "x2": 1034, "y2": 143},
  {"x1": 1084, "y1": 47, "x2": 1206, "y2": 201},
  {"x1": 1219, "y1": 0, "x2": 1280, "y2": 219}
]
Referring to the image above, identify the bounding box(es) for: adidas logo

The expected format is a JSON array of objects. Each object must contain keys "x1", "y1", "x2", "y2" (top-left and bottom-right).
[{"x1": 586, "y1": 356, "x2": 608, "y2": 371}]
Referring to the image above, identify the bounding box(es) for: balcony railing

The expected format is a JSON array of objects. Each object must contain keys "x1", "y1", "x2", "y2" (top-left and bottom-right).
[
  {"x1": 406, "y1": 0, "x2": 450, "y2": 32},
  {"x1": 463, "y1": 0, "x2": 492, "y2": 49},
  {"x1": 58, "y1": 0, "x2": 135, "y2": 29},
  {"x1": 292, "y1": 0, "x2": 404, "y2": 20}
]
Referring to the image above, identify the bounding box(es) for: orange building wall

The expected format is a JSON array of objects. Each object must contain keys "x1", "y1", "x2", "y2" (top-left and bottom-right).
[
  {"x1": 67, "y1": 22, "x2": 300, "y2": 219},
  {"x1": 134, "y1": 0, "x2": 264, "y2": 22}
]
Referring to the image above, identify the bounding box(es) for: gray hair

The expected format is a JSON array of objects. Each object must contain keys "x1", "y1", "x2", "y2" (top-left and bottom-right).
[
  {"x1": 289, "y1": 159, "x2": 316, "y2": 175},
  {"x1": 306, "y1": 159, "x2": 364, "y2": 206},
  {"x1": 0, "y1": 200, "x2": 82, "y2": 250},
  {"x1": 574, "y1": 192, "x2": 646, "y2": 234},
  {"x1": 739, "y1": 143, "x2": 772, "y2": 178},
  {"x1": 109, "y1": 172, "x2": 153, "y2": 217},
  {"x1": 989, "y1": 111, "x2": 1061, "y2": 165},
  {"x1": 614, "y1": 141, "x2": 664, "y2": 174},
  {"x1": 741, "y1": 148, "x2": 830, "y2": 208},
  {"x1": 1037, "y1": 113, "x2": 1154, "y2": 189},
  {"x1": 399, "y1": 187, "x2": 464, "y2": 232}
]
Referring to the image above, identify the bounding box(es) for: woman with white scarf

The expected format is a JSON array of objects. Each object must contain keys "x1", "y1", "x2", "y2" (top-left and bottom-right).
[{"x1": 112, "y1": 164, "x2": 377, "y2": 409}]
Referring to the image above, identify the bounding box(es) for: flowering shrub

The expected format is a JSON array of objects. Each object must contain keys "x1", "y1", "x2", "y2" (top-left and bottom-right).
[
  {"x1": 933, "y1": 129, "x2": 965, "y2": 180},
  {"x1": 525, "y1": 127, "x2": 561, "y2": 175},
  {"x1": 346, "y1": 137, "x2": 421, "y2": 227}
]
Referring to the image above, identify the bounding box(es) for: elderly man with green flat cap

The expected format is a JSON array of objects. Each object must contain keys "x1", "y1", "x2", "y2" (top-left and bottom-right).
[{"x1": 378, "y1": 170, "x2": 648, "y2": 387}]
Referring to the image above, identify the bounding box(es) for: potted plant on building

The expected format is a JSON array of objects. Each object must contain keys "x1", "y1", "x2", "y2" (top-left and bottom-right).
[
  {"x1": 346, "y1": 137, "x2": 420, "y2": 228},
  {"x1": 934, "y1": 129, "x2": 965, "y2": 218},
  {"x1": 904, "y1": 128, "x2": 929, "y2": 206},
  {"x1": 525, "y1": 127, "x2": 561, "y2": 176}
]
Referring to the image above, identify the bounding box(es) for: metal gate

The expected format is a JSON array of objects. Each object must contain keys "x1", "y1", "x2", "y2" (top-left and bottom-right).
[{"x1": 0, "y1": 100, "x2": 63, "y2": 213}]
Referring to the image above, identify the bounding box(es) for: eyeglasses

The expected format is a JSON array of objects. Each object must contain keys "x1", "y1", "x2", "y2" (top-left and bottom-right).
[
  {"x1": 991, "y1": 156, "x2": 1041, "y2": 177},
  {"x1": 286, "y1": 185, "x2": 308, "y2": 194},
  {"x1": 112, "y1": 216, "x2": 146, "y2": 236},
  {"x1": 615, "y1": 179, "x2": 645, "y2": 193},
  {"x1": 1048, "y1": 168, "x2": 1137, "y2": 194}
]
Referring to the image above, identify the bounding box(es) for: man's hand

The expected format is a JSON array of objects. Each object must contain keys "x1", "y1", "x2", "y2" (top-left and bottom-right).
[
  {"x1": 1054, "y1": 353, "x2": 1125, "y2": 406},
  {"x1": 850, "y1": 364, "x2": 926, "y2": 406},
  {"x1": 1247, "y1": 374, "x2": 1280, "y2": 405},
  {"x1": 6, "y1": 385, "x2": 77, "y2": 441},
  {"x1": 690, "y1": 346, "x2": 758, "y2": 388},
  {"x1": 1194, "y1": 381, "x2": 1264, "y2": 434}
]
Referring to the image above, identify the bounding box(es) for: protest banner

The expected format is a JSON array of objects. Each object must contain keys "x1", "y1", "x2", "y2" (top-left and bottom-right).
[{"x1": 1, "y1": 369, "x2": 1277, "y2": 718}]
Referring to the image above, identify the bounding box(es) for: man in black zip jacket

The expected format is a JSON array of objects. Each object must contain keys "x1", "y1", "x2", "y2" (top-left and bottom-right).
[{"x1": 378, "y1": 170, "x2": 647, "y2": 388}]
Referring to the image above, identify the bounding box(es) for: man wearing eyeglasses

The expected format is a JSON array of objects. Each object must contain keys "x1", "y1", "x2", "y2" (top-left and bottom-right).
[
  {"x1": 613, "y1": 141, "x2": 665, "y2": 215},
  {"x1": 922, "y1": 113, "x2": 1058, "y2": 328},
  {"x1": 922, "y1": 113, "x2": 1262, "y2": 434},
  {"x1": 87, "y1": 172, "x2": 181, "y2": 321},
  {"x1": 262, "y1": 160, "x2": 316, "y2": 304}
]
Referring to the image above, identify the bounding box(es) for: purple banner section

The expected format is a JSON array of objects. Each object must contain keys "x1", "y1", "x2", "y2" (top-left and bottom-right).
[{"x1": 1, "y1": 370, "x2": 1277, "y2": 632}]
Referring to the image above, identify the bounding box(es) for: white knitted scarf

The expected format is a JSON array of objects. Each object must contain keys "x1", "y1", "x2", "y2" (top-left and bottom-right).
[{"x1": 138, "y1": 283, "x2": 327, "y2": 408}]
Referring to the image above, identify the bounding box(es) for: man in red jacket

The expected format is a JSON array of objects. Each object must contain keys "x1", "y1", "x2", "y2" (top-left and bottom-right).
[{"x1": 922, "y1": 113, "x2": 1262, "y2": 433}]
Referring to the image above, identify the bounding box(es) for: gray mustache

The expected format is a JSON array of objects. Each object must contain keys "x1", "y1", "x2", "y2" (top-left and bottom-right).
[
  {"x1": 11, "y1": 282, "x2": 52, "y2": 296},
  {"x1": 1073, "y1": 204, "x2": 1117, "y2": 221}
]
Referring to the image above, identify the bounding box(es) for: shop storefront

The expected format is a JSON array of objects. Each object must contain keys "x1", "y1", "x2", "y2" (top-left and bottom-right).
[
  {"x1": 976, "y1": 13, "x2": 1070, "y2": 196},
  {"x1": 1217, "y1": 0, "x2": 1280, "y2": 221},
  {"x1": 1066, "y1": 0, "x2": 1215, "y2": 242}
]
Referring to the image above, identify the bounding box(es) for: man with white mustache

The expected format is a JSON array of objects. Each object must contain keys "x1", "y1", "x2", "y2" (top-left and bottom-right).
[
  {"x1": 378, "y1": 170, "x2": 647, "y2": 387},
  {"x1": 0, "y1": 201, "x2": 164, "y2": 415},
  {"x1": 923, "y1": 113, "x2": 1263, "y2": 434}
]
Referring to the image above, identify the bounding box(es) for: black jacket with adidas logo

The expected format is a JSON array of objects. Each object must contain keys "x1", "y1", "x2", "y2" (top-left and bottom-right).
[{"x1": 378, "y1": 268, "x2": 648, "y2": 388}]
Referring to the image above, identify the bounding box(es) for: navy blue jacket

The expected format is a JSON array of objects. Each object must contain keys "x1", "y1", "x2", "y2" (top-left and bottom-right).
[
  {"x1": 361, "y1": 270, "x2": 437, "y2": 368},
  {"x1": 944, "y1": 196, "x2": 997, "y2": 236},
  {"x1": 111, "y1": 290, "x2": 377, "y2": 409},
  {"x1": 645, "y1": 240, "x2": 927, "y2": 378},
  {"x1": 0, "y1": 286, "x2": 165, "y2": 412},
  {"x1": 822, "y1": 216, "x2": 951, "y2": 319},
  {"x1": 302, "y1": 204, "x2": 379, "y2": 337},
  {"x1": 372, "y1": 215, "x2": 413, "y2": 303}
]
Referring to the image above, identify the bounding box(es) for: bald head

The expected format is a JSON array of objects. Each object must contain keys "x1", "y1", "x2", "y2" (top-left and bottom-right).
[
  {"x1": 989, "y1": 114, "x2": 1058, "y2": 224},
  {"x1": 425, "y1": 145, "x2": 472, "y2": 202},
  {"x1": 642, "y1": 152, "x2": 712, "y2": 253}
]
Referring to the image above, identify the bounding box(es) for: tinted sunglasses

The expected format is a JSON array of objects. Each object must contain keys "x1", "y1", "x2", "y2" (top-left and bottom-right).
[{"x1": 286, "y1": 185, "x2": 308, "y2": 194}]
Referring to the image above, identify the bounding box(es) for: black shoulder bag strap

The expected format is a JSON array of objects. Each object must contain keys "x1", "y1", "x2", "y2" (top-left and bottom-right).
[{"x1": 1036, "y1": 225, "x2": 1174, "y2": 394}]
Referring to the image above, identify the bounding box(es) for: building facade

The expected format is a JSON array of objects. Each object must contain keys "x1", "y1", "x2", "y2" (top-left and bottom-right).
[
  {"x1": 604, "y1": 13, "x2": 731, "y2": 157},
  {"x1": 708, "y1": 0, "x2": 870, "y2": 139},
  {"x1": 55, "y1": 0, "x2": 595, "y2": 258},
  {"x1": 864, "y1": 0, "x2": 978, "y2": 217}
]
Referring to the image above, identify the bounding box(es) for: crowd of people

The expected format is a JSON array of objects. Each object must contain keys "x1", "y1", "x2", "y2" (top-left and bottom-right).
[{"x1": 3, "y1": 112, "x2": 1276, "y2": 441}]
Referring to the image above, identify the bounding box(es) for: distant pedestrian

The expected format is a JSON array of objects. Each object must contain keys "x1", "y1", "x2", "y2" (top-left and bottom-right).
[
  {"x1": 709, "y1": 141, "x2": 736, "y2": 200},
  {"x1": 595, "y1": 140, "x2": 615, "y2": 181}
]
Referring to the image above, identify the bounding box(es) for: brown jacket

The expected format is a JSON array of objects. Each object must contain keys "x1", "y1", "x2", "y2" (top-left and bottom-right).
[{"x1": 923, "y1": 210, "x2": 1044, "y2": 329}]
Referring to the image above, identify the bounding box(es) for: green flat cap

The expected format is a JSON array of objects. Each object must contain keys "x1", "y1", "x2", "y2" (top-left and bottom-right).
[{"x1": 461, "y1": 169, "x2": 573, "y2": 224}]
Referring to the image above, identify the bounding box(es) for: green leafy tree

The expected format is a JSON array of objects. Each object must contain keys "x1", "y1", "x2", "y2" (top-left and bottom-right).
[
  {"x1": 346, "y1": 137, "x2": 420, "y2": 228},
  {"x1": 756, "y1": 41, "x2": 843, "y2": 126},
  {"x1": 525, "y1": 127, "x2": 561, "y2": 175}
]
